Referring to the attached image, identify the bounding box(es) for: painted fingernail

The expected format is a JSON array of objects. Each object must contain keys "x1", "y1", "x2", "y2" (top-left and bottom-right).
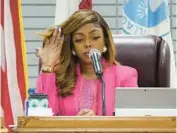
[{"x1": 59, "y1": 27, "x2": 62, "y2": 32}]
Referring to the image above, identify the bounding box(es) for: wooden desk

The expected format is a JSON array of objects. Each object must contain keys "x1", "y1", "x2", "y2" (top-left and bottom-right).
[
  {"x1": 1, "y1": 117, "x2": 8, "y2": 133},
  {"x1": 12, "y1": 116, "x2": 176, "y2": 133},
  {"x1": 1, "y1": 128, "x2": 8, "y2": 133}
]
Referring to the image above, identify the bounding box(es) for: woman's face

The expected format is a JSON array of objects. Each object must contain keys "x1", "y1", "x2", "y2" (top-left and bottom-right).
[{"x1": 72, "y1": 23, "x2": 105, "y2": 64}]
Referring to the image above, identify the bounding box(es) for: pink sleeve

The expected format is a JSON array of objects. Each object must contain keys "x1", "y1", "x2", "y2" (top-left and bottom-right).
[
  {"x1": 36, "y1": 72, "x2": 60, "y2": 115},
  {"x1": 115, "y1": 65, "x2": 138, "y2": 87}
]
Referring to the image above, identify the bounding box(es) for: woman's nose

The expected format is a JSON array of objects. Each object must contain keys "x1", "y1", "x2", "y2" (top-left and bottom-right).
[{"x1": 85, "y1": 40, "x2": 91, "y2": 48}]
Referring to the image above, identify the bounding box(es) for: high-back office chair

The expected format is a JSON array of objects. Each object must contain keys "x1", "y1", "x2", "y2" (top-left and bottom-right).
[{"x1": 113, "y1": 35, "x2": 170, "y2": 87}]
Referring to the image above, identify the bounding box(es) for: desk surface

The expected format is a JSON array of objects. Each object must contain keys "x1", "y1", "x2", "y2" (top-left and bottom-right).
[
  {"x1": 1, "y1": 128, "x2": 8, "y2": 133},
  {"x1": 12, "y1": 116, "x2": 176, "y2": 133}
]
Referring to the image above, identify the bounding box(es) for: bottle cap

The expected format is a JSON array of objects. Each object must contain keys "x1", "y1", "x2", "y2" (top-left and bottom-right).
[{"x1": 28, "y1": 88, "x2": 36, "y2": 95}]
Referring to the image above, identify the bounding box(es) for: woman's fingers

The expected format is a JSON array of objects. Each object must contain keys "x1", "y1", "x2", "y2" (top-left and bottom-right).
[
  {"x1": 56, "y1": 27, "x2": 62, "y2": 42},
  {"x1": 44, "y1": 39, "x2": 50, "y2": 47},
  {"x1": 53, "y1": 64, "x2": 60, "y2": 72},
  {"x1": 50, "y1": 26, "x2": 59, "y2": 44},
  {"x1": 57, "y1": 35, "x2": 64, "y2": 49},
  {"x1": 54, "y1": 59, "x2": 60, "y2": 65},
  {"x1": 35, "y1": 48, "x2": 42, "y2": 57},
  {"x1": 49, "y1": 26, "x2": 64, "y2": 48},
  {"x1": 77, "y1": 109, "x2": 88, "y2": 116},
  {"x1": 76, "y1": 110, "x2": 84, "y2": 116},
  {"x1": 84, "y1": 110, "x2": 95, "y2": 116},
  {"x1": 55, "y1": 27, "x2": 64, "y2": 48},
  {"x1": 77, "y1": 109, "x2": 95, "y2": 116},
  {"x1": 53, "y1": 59, "x2": 60, "y2": 72},
  {"x1": 34, "y1": 48, "x2": 39, "y2": 57},
  {"x1": 85, "y1": 111, "x2": 95, "y2": 116}
]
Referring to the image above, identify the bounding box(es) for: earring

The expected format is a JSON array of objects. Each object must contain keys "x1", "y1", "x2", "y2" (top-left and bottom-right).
[
  {"x1": 72, "y1": 50, "x2": 76, "y2": 56},
  {"x1": 103, "y1": 46, "x2": 107, "y2": 53}
]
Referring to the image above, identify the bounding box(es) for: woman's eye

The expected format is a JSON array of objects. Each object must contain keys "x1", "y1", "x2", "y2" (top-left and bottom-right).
[
  {"x1": 74, "y1": 39, "x2": 83, "y2": 43},
  {"x1": 93, "y1": 36, "x2": 100, "y2": 40}
]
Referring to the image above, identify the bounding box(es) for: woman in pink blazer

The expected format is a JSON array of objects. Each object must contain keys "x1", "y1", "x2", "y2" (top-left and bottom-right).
[{"x1": 36, "y1": 9, "x2": 138, "y2": 116}]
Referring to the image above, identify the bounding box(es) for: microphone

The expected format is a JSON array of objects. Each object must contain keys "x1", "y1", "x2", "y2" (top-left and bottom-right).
[
  {"x1": 89, "y1": 49, "x2": 103, "y2": 78},
  {"x1": 89, "y1": 48, "x2": 106, "y2": 116}
]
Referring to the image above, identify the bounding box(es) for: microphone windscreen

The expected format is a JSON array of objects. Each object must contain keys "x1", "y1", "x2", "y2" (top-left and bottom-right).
[{"x1": 89, "y1": 49, "x2": 101, "y2": 58}]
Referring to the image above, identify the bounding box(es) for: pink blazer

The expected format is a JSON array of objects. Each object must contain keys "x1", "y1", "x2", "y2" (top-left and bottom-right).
[{"x1": 36, "y1": 60, "x2": 138, "y2": 116}]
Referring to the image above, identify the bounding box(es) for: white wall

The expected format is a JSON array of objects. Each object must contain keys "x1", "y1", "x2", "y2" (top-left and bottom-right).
[{"x1": 21, "y1": 0, "x2": 177, "y2": 88}]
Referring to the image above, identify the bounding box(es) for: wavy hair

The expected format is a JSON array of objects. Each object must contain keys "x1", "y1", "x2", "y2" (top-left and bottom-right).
[{"x1": 40, "y1": 9, "x2": 117, "y2": 97}]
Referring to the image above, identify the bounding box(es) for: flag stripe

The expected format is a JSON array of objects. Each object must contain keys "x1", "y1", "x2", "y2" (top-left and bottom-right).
[
  {"x1": 1, "y1": 68, "x2": 14, "y2": 127},
  {"x1": 0, "y1": 0, "x2": 5, "y2": 70},
  {"x1": 0, "y1": 0, "x2": 14, "y2": 127},
  {"x1": 10, "y1": 0, "x2": 26, "y2": 103},
  {"x1": 1, "y1": 22, "x2": 14, "y2": 127},
  {"x1": 4, "y1": 0, "x2": 24, "y2": 125},
  {"x1": 18, "y1": 0, "x2": 28, "y2": 96},
  {"x1": 1, "y1": 0, "x2": 4, "y2": 28}
]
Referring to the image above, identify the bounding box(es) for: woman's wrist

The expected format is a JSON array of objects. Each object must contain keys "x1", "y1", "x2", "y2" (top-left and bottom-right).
[{"x1": 41, "y1": 65, "x2": 54, "y2": 73}]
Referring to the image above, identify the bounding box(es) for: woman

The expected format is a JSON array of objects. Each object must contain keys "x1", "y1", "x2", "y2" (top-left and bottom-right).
[{"x1": 36, "y1": 9, "x2": 138, "y2": 116}]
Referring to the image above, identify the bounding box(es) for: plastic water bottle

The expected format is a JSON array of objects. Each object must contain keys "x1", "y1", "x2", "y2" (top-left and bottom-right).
[{"x1": 24, "y1": 88, "x2": 36, "y2": 116}]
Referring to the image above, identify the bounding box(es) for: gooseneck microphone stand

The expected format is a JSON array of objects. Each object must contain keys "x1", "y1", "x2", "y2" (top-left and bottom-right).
[{"x1": 98, "y1": 76, "x2": 106, "y2": 116}]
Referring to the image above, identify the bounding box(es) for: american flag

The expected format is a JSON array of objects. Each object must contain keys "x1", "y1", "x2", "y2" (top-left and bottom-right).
[{"x1": 1, "y1": 0, "x2": 28, "y2": 131}]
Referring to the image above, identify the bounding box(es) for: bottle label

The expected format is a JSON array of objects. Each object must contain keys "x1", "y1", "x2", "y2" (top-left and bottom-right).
[{"x1": 28, "y1": 94, "x2": 48, "y2": 108}]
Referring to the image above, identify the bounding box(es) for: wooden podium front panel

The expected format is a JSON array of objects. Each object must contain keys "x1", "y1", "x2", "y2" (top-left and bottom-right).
[{"x1": 12, "y1": 116, "x2": 176, "y2": 133}]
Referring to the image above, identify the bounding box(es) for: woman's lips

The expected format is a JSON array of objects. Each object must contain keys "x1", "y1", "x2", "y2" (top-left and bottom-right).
[{"x1": 83, "y1": 52, "x2": 89, "y2": 56}]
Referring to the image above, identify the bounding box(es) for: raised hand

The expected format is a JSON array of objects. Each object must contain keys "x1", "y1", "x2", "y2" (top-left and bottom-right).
[{"x1": 36, "y1": 26, "x2": 64, "y2": 71}]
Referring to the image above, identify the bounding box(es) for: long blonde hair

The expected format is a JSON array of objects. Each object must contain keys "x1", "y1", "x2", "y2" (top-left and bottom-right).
[{"x1": 40, "y1": 9, "x2": 117, "y2": 97}]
